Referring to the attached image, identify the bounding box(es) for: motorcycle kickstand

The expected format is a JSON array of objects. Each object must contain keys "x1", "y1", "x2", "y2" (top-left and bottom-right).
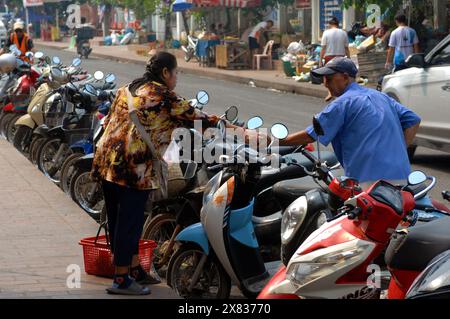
[
  {"x1": 188, "y1": 254, "x2": 208, "y2": 293},
  {"x1": 158, "y1": 224, "x2": 182, "y2": 267}
]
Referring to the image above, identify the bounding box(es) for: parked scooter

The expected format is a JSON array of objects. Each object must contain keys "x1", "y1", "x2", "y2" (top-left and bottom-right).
[
  {"x1": 181, "y1": 35, "x2": 199, "y2": 63},
  {"x1": 259, "y1": 156, "x2": 450, "y2": 301},
  {"x1": 166, "y1": 121, "x2": 305, "y2": 299},
  {"x1": 13, "y1": 55, "x2": 88, "y2": 156},
  {"x1": 36, "y1": 72, "x2": 116, "y2": 185}
]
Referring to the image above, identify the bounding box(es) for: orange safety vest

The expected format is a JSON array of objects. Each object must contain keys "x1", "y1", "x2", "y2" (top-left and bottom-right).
[{"x1": 10, "y1": 32, "x2": 31, "y2": 63}]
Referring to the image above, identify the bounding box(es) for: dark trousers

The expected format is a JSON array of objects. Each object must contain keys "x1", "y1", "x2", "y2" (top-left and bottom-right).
[{"x1": 102, "y1": 180, "x2": 151, "y2": 267}]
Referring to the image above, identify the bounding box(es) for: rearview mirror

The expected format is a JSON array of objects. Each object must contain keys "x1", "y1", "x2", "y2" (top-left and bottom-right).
[
  {"x1": 313, "y1": 116, "x2": 324, "y2": 136},
  {"x1": 52, "y1": 56, "x2": 61, "y2": 65},
  {"x1": 271, "y1": 123, "x2": 289, "y2": 140},
  {"x1": 225, "y1": 106, "x2": 238, "y2": 122},
  {"x1": 72, "y1": 58, "x2": 81, "y2": 67},
  {"x1": 405, "y1": 54, "x2": 426, "y2": 68},
  {"x1": 408, "y1": 171, "x2": 427, "y2": 186},
  {"x1": 25, "y1": 52, "x2": 34, "y2": 59},
  {"x1": 196, "y1": 90, "x2": 209, "y2": 105},
  {"x1": 94, "y1": 71, "x2": 104, "y2": 81},
  {"x1": 105, "y1": 73, "x2": 116, "y2": 83},
  {"x1": 45, "y1": 56, "x2": 51, "y2": 65},
  {"x1": 34, "y1": 51, "x2": 44, "y2": 60},
  {"x1": 247, "y1": 116, "x2": 263, "y2": 130}
]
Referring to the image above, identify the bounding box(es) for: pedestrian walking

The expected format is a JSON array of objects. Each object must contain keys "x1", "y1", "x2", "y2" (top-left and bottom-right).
[
  {"x1": 319, "y1": 17, "x2": 350, "y2": 101},
  {"x1": 385, "y1": 14, "x2": 420, "y2": 71}
]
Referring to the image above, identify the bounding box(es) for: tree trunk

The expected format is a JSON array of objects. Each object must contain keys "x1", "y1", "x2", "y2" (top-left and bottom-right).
[
  {"x1": 164, "y1": 12, "x2": 171, "y2": 45},
  {"x1": 181, "y1": 11, "x2": 190, "y2": 36},
  {"x1": 102, "y1": 4, "x2": 111, "y2": 37}
]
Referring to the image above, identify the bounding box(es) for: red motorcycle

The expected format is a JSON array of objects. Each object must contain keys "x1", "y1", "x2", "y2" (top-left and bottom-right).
[
  {"x1": 258, "y1": 170, "x2": 450, "y2": 299},
  {"x1": 0, "y1": 63, "x2": 40, "y2": 141}
]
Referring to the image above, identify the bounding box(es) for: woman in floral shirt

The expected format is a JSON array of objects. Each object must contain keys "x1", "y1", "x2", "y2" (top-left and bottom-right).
[{"x1": 92, "y1": 52, "x2": 218, "y2": 295}]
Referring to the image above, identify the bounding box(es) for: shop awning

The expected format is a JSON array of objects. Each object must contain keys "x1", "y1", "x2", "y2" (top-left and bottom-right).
[{"x1": 193, "y1": 0, "x2": 262, "y2": 8}]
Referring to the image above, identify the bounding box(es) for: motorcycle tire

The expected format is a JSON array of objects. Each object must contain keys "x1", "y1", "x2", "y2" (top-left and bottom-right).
[
  {"x1": 184, "y1": 51, "x2": 192, "y2": 62},
  {"x1": 60, "y1": 152, "x2": 84, "y2": 194},
  {"x1": 13, "y1": 125, "x2": 33, "y2": 156},
  {"x1": 30, "y1": 137, "x2": 46, "y2": 165},
  {"x1": 70, "y1": 166, "x2": 104, "y2": 222},
  {"x1": 0, "y1": 113, "x2": 16, "y2": 139},
  {"x1": 167, "y1": 244, "x2": 231, "y2": 299},
  {"x1": 5, "y1": 113, "x2": 21, "y2": 143},
  {"x1": 37, "y1": 138, "x2": 69, "y2": 183},
  {"x1": 142, "y1": 213, "x2": 177, "y2": 272}
]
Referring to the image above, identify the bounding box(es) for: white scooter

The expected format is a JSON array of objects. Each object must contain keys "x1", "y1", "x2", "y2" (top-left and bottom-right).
[{"x1": 181, "y1": 35, "x2": 199, "y2": 63}]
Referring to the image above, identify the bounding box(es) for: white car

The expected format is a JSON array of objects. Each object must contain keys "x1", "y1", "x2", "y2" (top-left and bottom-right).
[{"x1": 382, "y1": 34, "x2": 450, "y2": 159}]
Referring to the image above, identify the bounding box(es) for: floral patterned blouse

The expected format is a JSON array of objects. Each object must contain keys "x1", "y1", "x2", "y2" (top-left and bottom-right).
[{"x1": 91, "y1": 81, "x2": 210, "y2": 190}]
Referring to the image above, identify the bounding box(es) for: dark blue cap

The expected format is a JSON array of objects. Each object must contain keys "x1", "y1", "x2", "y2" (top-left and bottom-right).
[{"x1": 311, "y1": 57, "x2": 358, "y2": 78}]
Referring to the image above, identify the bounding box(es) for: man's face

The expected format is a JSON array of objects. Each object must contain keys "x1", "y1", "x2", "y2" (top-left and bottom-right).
[
  {"x1": 323, "y1": 72, "x2": 350, "y2": 97},
  {"x1": 15, "y1": 29, "x2": 24, "y2": 37},
  {"x1": 267, "y1": 22, "x2": 273, "y2": 29}
]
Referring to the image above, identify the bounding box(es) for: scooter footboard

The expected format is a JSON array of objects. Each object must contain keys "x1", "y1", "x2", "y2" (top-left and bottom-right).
[{"x1": 176, "y1": 222, "x2": 210, "y2": 255}]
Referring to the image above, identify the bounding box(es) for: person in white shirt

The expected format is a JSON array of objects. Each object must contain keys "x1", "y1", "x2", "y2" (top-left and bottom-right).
[
  {"x1": 385, "y1": 14, "x2": 420, "y2": 71},
  {"x1": 319, "y1": 17, "x2": 350, "y2": 101},
  {"x1": 248, "y1": 20, "x2": 274, "y2": 58}
]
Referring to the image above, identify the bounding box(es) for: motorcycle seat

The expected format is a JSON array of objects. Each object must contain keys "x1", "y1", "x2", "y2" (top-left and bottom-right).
[
  {"x1": 255, "y1": 151, "x2": 338, "y2": 193},
  {"x1": 253, "y1": 212, "x2": 282, "y2": 245},
  {"x1": 385, "y1": 216, "x2": 450, "y2": 271}
]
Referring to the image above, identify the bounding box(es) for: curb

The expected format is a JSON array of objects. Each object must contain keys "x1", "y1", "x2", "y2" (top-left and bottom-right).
[{"x1": 36, "y1": 42, "x2": 328, "y2": 99}]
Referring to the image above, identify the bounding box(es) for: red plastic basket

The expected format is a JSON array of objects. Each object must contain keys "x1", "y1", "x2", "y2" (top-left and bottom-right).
[{"x1": 79, "y1": 235, "x2": 157, "y2": 278}]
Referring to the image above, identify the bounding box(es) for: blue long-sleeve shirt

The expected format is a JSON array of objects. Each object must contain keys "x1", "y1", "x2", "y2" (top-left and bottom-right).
[{"x1": 306, "y1": 82, "x2": 421, "y2": 183}]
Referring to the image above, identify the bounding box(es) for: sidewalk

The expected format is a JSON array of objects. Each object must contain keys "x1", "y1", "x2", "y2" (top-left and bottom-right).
[
  {"x1": 0, "y1": 138, "x2": 178, "y2": 299},
  {"x1": 34, "y1": 39, "x2": 329, "y2": 99}
]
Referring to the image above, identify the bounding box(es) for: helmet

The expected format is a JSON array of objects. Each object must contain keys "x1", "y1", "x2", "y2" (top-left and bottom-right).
[
  {"x1": 14, "y1": 21, "x2": 25, "y2": 31},
  {"x1": 0, "y1": 53, "x2": 17, "y2": 74}
]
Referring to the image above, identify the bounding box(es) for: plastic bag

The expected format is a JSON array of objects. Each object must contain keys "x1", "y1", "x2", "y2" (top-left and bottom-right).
[
  {"x1": 163, "y1": 139, "x2": 181, "y2": 164},
  {"x1": 287, "y1": 41, "x2": 304, "y2": 54}
]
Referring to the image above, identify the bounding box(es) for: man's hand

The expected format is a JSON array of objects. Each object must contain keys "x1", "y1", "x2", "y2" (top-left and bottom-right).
[
  {"x1": 404, "y1": 123, "x2": 420, "y2": 146},
  {"x1": 385, "y1": 62, "x2": 393, "y2": 70}
]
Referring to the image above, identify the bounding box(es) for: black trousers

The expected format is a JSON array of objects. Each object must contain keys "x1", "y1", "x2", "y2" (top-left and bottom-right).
[{"x1": 102, "y1": 180, "x2": 151, "y2": 267}]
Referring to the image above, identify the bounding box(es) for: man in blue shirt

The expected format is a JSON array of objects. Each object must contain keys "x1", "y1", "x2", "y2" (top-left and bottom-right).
[{"x1": 280, "y1": 57, "x2": 421, "y2": 183}]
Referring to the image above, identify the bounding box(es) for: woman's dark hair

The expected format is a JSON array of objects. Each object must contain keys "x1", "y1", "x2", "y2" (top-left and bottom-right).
[
  {"x1": 395, "y1": 14, "x2": 407, "y2": 24},
  {"x1": 129, "y1": 51, "x2": 177, "y2": 96}
]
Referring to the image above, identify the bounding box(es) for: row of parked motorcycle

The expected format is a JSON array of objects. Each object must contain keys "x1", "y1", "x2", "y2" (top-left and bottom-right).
[
  {"x1": 130, "y1": 88, "x2": 450, "y2": 299},
  {"x1": 0, "y1": 45, "x2": 116, "y2": 221},
  {"x1": 2, "y1": 45, "x2": 450, "y2": 300}
]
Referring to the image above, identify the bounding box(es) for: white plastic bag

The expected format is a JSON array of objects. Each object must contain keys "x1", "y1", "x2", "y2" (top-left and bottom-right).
[{"x1": 163, "y1": 139, "x2": 181, "y2": 164}]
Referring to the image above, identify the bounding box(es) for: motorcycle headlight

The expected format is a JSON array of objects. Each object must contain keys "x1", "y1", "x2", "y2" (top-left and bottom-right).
[
  {"x1": 281, "y1": 196, "x2": 308, "y2": 245},
  {"x1": 406, "y1": 250, "x2": 450, "y2": 299},
  {"x1": 286, "y1": 244, "x2": 370, "y2": 288},
  {"x1": 202, "y1": 171, "x2": 223, "y2": 206}
]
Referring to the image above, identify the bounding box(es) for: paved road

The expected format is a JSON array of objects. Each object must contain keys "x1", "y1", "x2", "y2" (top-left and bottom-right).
[{"x1": 40, "y1": 47, "x2": 450, "y2": 201}]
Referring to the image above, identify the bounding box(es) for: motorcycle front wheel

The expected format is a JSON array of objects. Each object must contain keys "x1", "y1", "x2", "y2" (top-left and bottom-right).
[
  {"x1": 13, "y1": 125, "x2": 33, "y2": 156},
  {"x1": 38, "y1": 138, "x2": 71, "y2": 183},
  {"x1": 167, "y1": 244, "x2": 231, "y2": 299},
  {"x1": 5, "y1": 113, "x2": 22, "y2": 143},
  {"x1": 60, "y1": 152, "x2": 84, "y2": 194},
  {"x1": 70, "y1": 167, "x2": 104, "y2": 221}
]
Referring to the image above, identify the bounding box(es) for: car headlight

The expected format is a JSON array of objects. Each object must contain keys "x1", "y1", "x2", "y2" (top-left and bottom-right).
[
  {"x1": 202, "y1": 171, "x2": 223, "y2": 206},
  {"x1": 286, "y1": 245, "x2": 369, "y2": 288},
  {"x1": 281, "y1": 196, "x2": 308, "y2": 245},
  {"x1": 406, "y1": 250, "x2": 450, "y2": 299}
]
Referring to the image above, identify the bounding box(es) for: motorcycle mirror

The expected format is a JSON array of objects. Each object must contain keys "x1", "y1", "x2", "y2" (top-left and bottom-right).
[
  {"x1": 218, "y1": 120, "x2": 226, "y2": 137},
  {"x1": 247, "y1": 116, "x2": 263, "y2": 130},
  {"x1": 408, "y1": 171, "x2": 427, "y2": 186},
  {"x1": 45, "y1": 56, "x2": 51, "y2": 65},
  {"x1": 183, "y1": 161, "x2": 198, "y2": 180},
  {"x1": 105, "y1": 73, "x2": 116, "y2": 83},
  {"x1": 225, "y1": 106, "x2": 238, "y2": 122},
  {"x1": 94, "y1": 71, "x2": 104, "y2": 81},
  {"x1": 34, "y1": 51, "x2": 44, "y2": 60},
  {"x1": 52, "y1": 56, "x2": 61, "y2": 65},
  {"x1": 271, "y1": 123, "x2": 289, "y2": 140},
  {"x1": 25, "y1": 52, "x2": 34, "y2": 59},
  {"x1": 84, "y1": 84, "x2": 97, "y2": 96},
  {"x1": 313, "y1": 116, "x2": 324, "y2": 136},
  {"x1": 72, "y1": 58, "x2": 81, "y2": 67},
  {"x1": 196, "y1": 90, "x2": 209, "y2": 105}
]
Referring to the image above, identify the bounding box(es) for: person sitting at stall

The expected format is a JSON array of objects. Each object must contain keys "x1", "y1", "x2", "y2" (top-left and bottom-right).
[{"x1": 248, "y1": 20, "x2": 274, "y2": 58}]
